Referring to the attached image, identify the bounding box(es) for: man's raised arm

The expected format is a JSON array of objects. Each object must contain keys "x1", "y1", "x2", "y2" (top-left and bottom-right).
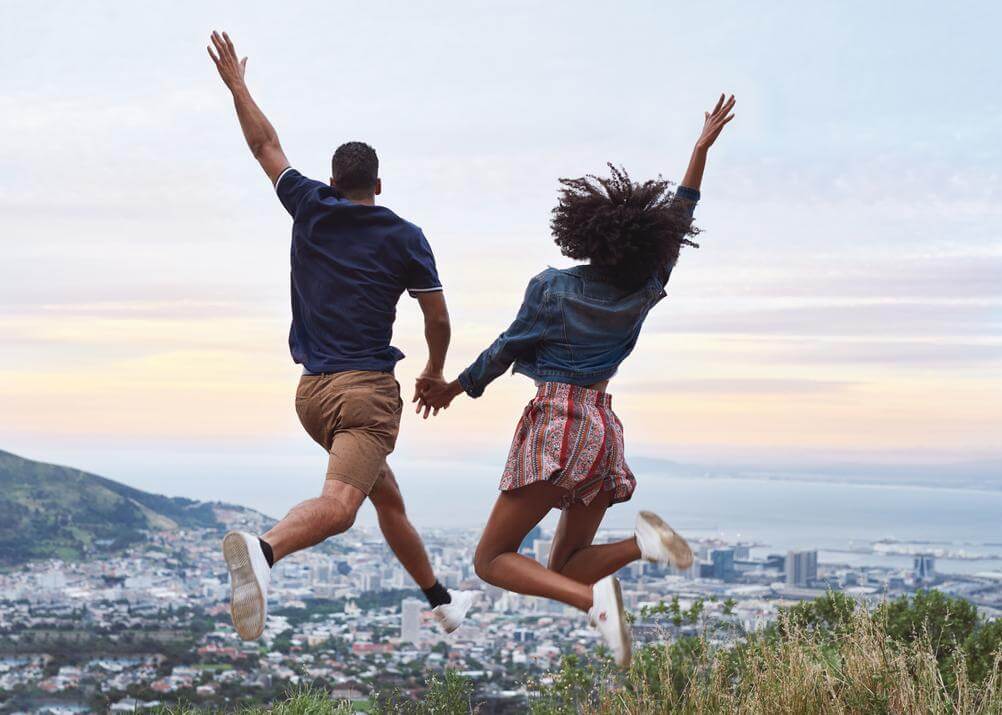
[{"x1": 208, "y1": 31, "x2": 289, "y2": 185}]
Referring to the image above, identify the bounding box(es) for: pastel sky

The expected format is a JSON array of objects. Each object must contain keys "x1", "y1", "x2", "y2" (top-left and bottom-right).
[{"x1": 2, "y1": 1, "x2": 999, "y2": 519}]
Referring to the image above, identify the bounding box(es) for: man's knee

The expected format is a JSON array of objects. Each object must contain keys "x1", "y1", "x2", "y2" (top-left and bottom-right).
[{"x1": 320, "y1": 497, "x2": 357, "y2": 536}]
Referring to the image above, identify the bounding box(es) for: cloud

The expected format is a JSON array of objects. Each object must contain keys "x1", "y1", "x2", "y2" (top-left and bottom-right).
[
  {"x1": 657, "y1": 301, "x2": 1000, "y2": 338},
  {"x1": 614, "y1": 378, "x2": 857, "y2": 396},
  {"x1": 787, "y1": 339, "x2": 1002, "y2": 367}
]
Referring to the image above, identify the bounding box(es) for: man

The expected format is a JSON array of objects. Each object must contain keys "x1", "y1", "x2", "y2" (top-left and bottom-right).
[{"x1": 208, "y1": 31, "x2": 473, "y2": 641}]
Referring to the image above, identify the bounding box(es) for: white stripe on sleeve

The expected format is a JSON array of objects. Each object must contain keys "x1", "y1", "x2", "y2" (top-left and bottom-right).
[{"x1": 274, "y1": 166, "x2": 294, "y2": 190}]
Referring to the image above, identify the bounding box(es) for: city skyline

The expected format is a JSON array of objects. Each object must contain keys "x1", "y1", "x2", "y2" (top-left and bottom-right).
[{"x1": 2, "y1": 1, "x2": 1000, "y2": 518}]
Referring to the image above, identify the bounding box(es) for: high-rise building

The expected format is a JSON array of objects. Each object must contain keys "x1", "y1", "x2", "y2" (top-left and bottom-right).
[
  {"x1": 786, "y1": 550, "x2": 818, "y2": 587},
  {"x1": 709, "y1": 548, "x2": 736, "y2": 581},
  {"x1": 765, "y1": 554, "x2": 786, "y2": 572},
  {"x1": 519, "y1": 525, "x2": 543, "y2": 554},
  {"x1": 440, "y1": 569, "x2": 462, "y2": 589},
  {"x1": 533, "y1": 539, "x2": 553, "y2": 566},
  {"x1": 914, "y1": 554, "x2": 935, "y2": 583},
  {"x1": 400, "y1": 597, "x2": 423, "y2": 644},
  {"x1": 513, "y1": 627, "x2": 536, "y2": 643},
  {"x1": 361, "y1": 572, "x2": 382, "y2": 592}
]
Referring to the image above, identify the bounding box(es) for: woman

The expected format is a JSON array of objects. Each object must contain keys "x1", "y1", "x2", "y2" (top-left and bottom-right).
[{"x1": 418, "y1": 95, "x2": 736, "y2": 666}]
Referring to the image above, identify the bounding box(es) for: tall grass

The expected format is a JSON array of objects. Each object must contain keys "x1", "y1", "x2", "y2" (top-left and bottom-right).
[
  {"x1": 159, "y1": 593, "x2": 1002, "y2": 714},
  {"x1": 532, "y1": 598, "x2": 1002, "y2": 714}
]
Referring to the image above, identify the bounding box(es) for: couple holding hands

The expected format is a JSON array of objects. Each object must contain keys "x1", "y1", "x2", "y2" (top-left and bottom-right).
[{"x1": 209, "y1": 31, "x2": 734, "y2": 666}]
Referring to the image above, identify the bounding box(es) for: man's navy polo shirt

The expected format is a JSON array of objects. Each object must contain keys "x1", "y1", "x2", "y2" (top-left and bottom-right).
[{"x1": 275, "y1": 167, "x2": 442, "y2": 374}]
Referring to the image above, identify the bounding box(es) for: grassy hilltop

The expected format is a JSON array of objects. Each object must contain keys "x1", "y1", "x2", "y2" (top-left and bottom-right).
[{"x1": 0, "y1": 449, "x2": 222, "y2": 565}]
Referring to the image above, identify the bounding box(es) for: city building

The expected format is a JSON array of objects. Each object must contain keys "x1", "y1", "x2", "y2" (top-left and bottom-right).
[
  {"x1": 400, "y1": 597, "x2": 423, "y2": 644},
  {"x1": 519, "y1": 526, "x2": 543, "y2": 554},
  {"x1": 914, "y1": 554, "x2": 936, "y2": 584},
  {"x1": 786, "y1": 550, "x2": 818, "y2": 587},
  {"x1": 710, "y1": 548, "x2": 736, "y2": 581},
  {"x1": 533, "y1": 539, "x2": 552, "y2": 566}
]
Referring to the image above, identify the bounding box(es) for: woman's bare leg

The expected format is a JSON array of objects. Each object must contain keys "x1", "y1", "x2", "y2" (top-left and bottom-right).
[
  {"x1": 474, "y1": 483, "x2": 594, "y2": 612},
  {"x1": 548, "y1": 490, "x2": 642, "y2": 585}
]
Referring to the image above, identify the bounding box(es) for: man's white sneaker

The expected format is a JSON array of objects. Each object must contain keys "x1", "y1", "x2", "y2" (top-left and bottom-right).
[
  {"x1": 222, "y1": 531, "x2": 271, "y2": 641},
  {"x1": 589, "y1": 575, "x2": 632, "y2": 668},
  {"x1": 635, "y1": 510, "x2": 694, "y2": 570},
  {"x1": 432, "y1": 590, "x2": 476, "y2": 634}
]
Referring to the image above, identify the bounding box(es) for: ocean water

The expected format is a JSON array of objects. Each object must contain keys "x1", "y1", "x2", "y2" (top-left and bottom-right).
[
  {"x1": 33, "y1": 443, "x2": 1000, "y2": 577},
  {"x1": 597, "y1": 474, "x2": 1002, "y2": 576},
  {"x1": 376, "y1": 457, "x2": 1002, "y2": 577}
]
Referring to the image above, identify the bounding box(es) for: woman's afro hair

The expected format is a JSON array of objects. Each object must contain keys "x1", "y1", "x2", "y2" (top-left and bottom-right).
[{"x1": 549, "y1": 164, "x2": 700, "y2": 289}]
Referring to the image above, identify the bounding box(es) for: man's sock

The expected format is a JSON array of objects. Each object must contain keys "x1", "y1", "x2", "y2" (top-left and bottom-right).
[
  {"x1": 422, "y1": 580, "x2": 452, "y2": 608},
  {"x1": 259, "y1": 538, "x2": 275, "y2": 568}
]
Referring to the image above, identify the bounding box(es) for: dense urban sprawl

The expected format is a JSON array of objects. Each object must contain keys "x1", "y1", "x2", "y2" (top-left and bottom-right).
[{"x1": 2, "y1": 505, "x2": 1001, "y2": 713}]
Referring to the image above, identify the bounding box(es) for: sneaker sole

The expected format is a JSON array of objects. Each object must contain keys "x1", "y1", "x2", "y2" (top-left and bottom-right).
[
  {"x1": 222, "y1": 532, "x2": 266, "y2": 641},
  {"x1": 639, "y1": 510, "x2": 694, "y2": 569},
  {"x1": 433, "y1": 609, "x2": 459, "y2": 634},
  {"x1": 611, "y1": 577, "x2": 632, "y2": 668}
]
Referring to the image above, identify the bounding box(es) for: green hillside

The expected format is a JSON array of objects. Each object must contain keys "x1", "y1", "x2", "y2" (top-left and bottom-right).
[{"x1": 0, "y1": 449, "x2": 221, "y2": 566}]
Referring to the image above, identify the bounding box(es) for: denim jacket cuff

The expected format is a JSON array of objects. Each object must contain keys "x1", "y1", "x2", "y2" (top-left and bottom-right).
[
  {"x1": 676, "y1": 185, "x2": 701, "y2": 202},
  {"x1": 458, "y1": 369, "x2": 484, "y2": 398}
]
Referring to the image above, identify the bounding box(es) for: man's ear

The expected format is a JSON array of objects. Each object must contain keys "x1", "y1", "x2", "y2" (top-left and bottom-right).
[{"x1": 374, "y1": 178, "x2": 382, "y2": 196}]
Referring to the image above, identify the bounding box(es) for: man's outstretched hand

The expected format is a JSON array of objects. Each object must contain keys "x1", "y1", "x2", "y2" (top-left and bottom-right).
[
  {"x1": 207, "y1": 31, "x2": 247, "y2": 91},
  {"x1": 696, "y1": 94, "x2": 736, "y2": 151},
  {"x1": 412, "y1": 376, "x2": 464, "y2": 419}
]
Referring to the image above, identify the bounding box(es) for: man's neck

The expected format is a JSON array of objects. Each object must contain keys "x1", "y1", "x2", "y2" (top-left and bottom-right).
[{"x1": 332, "y1": 186, "x2": 376, "y2": 206}]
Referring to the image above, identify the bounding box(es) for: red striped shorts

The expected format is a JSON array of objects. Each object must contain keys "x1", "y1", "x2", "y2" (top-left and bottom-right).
[{"x1": 499, "y1": 382, "x2": 636, "y2": 508}]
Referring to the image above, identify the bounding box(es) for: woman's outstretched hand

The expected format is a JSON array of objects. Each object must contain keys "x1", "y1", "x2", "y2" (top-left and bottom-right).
[
  {"x1": 681, "y1": 93, "x2": 736, "y2": 191},
  {"x1": 696, "y1": 93, "x2": 736, "y2": 151}
]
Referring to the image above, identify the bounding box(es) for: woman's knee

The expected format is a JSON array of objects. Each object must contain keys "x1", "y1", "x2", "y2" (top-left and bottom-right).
[
  {"x1": 547, "y1": 549, "x2": 573, "y2": 573},
  {"x1": 473, "y1": 544, "x2": 499, "y2": 582}
]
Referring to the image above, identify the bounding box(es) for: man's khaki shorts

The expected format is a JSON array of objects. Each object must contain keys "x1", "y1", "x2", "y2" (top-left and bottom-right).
[{"x1": 294, "y1": 370, "x2": 403, "y2": 494}]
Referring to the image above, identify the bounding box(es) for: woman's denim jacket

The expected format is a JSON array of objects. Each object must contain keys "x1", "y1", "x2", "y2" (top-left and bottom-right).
[{"x1": 458, "y1": 186, "x2": 700, "y2": 397}]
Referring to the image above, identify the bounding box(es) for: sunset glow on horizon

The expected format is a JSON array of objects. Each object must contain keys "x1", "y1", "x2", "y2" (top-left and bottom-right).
[{"x1": 2, "y1": 2, "x2": 1000, "y2": 514}]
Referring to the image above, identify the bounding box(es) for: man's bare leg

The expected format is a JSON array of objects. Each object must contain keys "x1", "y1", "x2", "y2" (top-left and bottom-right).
[
  {"x1": 368, "y1": 463, "x2": 436, "y2": 589},
  {"x1": 261, "y1": 479, "x2": 367, "y2": 563},
  {"x1": 368, "y1": 463, "x2": 476, "y2": 631}
]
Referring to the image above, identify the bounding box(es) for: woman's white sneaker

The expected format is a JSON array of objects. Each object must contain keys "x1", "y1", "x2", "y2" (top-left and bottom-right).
[
  {"x1": 222, "y1": 531, "x2": 271, "y2": 641},
  {"x1": 433, "y1": 590, "x2": 476, "y2": 634},
  {"x1": 588, "y1": 575, "x2": 632, "y2": 668},
  {"x1": 635, "y1": 510, "x2": 694, "y2": 570}
]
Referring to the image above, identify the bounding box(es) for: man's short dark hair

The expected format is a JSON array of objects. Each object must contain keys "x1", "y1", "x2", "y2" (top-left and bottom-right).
[
  {"x1": 550, "y1": 164, "x2": 700, "y2": 290},
  {"x1": 331, "y1": 141, "x2": 379, "y2": 196}
]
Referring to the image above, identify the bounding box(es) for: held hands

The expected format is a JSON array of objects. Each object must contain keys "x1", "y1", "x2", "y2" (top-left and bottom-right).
[
  {"x1": 696, "y1": 94, "x2": 736, "y2": 151},
  {"x1": 411, "y1": 371, "x2": 463, "y2": 419},
  {"x1": 207, "y1": 31, "x2": 247, "y2": 91}
]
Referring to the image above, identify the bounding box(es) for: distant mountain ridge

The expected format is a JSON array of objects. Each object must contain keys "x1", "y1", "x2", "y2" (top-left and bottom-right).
[
  {"x1": 0, "y1": 449, "x2": 258, "y2": 566},
  {"x1": 630, "y1": 455, "x2": 1002, "y2": 491}
]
